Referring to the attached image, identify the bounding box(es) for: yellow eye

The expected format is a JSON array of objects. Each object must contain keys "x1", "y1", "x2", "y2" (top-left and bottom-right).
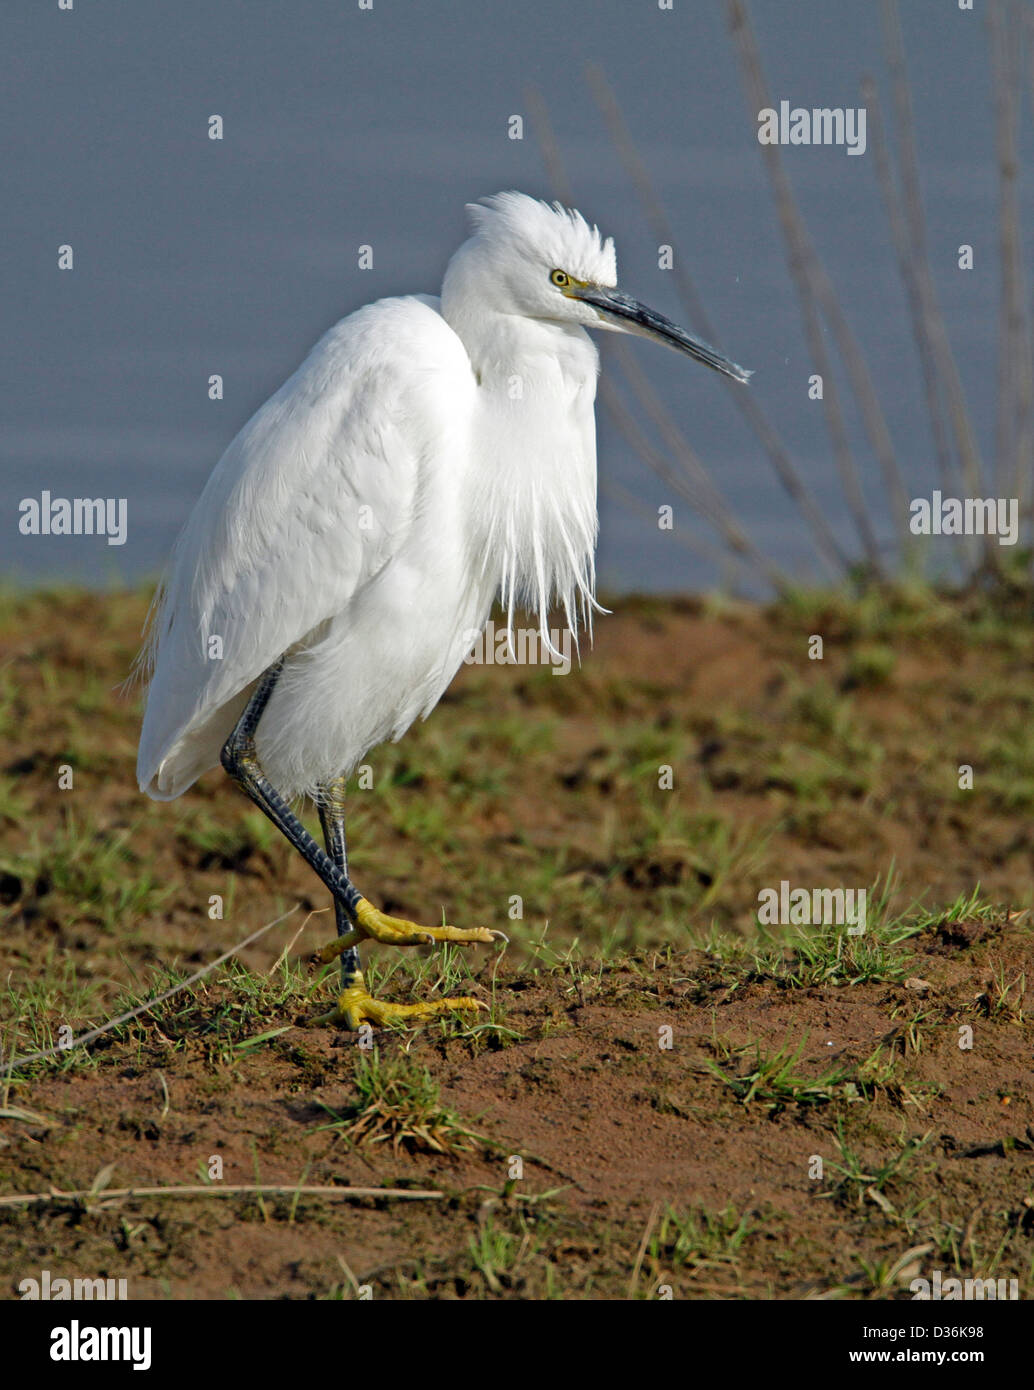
[{"x1": 550, "y1": 269, "x2": 570, "y2": 288}]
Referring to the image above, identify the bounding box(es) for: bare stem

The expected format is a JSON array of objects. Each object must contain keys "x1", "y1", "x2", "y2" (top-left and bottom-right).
[
  {"x1": 863, "y1": 75, "x2": 959, "y2": 499},
  {"x1": 991, "y1": 0, "x2": 1033, "y2": 548},
  {"x1": 880, "y1": 0, "x2": 988, "y2": 516},
  {"x1": 585, "y1": 61, "x2": 850, "y2": 581},
  {"x1": 726, "y1": 0, "x2": 884, "y2": 574}
]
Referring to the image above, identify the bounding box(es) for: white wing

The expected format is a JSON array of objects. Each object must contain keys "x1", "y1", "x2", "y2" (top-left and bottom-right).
[{"x1": 137, "y1": 294, "x2": 471, "y2": 799}]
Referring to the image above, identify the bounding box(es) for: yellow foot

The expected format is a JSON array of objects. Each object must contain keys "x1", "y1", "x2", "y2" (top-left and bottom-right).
[
  {"x1": 317, "y1": 897, "x2": 505, "y2": 963},
  {"x1": 310, "y1": 970, "x2": 487, "y2": 1030}
]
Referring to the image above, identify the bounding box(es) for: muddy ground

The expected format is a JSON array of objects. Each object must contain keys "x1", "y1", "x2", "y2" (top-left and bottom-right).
[{"x1": 0, "y1": 585, "x2": 1031, "y2": 1299}]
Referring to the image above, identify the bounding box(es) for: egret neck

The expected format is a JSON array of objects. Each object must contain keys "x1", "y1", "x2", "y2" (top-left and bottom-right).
[{"x1": 441, "y1": 292, "x2": 601, "y2": 653}]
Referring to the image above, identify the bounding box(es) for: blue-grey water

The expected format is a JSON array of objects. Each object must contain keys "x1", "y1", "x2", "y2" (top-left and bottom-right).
[{"x1": 3, "y1": 0, "x2": 1030, "y2": 595}]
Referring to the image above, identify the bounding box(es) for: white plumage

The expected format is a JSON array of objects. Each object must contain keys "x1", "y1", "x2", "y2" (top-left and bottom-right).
[{"x1": 137, "y1": 191, "x2": 748, "y2": 805}]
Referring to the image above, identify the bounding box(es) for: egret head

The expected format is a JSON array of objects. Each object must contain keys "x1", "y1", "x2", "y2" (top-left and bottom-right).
[{"x1": 443, "y1": 191, "x2": 751, "y2": 384}]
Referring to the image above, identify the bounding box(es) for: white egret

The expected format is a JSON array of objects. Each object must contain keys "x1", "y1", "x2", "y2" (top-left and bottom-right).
[{"x1": 136, "y1": 191, "x2": 750, "y2": 1029}]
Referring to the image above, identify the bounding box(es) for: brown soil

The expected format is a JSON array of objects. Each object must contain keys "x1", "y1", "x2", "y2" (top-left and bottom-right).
[{"x1": 0, "y1": 588, "x2": 1032, "y2": 1299}]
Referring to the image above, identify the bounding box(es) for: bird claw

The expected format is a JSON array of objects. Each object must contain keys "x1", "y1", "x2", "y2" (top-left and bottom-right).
[
  {"x1": 349, "y1": 898, "x2": 502, "y2": 948},
  {"x1": 312, "y1": 971, "x2": 488, "y2": 1030}
]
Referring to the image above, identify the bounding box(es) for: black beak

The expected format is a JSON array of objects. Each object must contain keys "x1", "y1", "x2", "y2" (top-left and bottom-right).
[{"x1": 573, "y1": 286, "x2": 752, "y2": 384}]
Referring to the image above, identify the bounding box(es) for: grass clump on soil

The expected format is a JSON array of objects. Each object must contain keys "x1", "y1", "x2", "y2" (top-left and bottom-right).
[{"x1": 313, "y1": 1048, "x2": 489, "y2": 1157}]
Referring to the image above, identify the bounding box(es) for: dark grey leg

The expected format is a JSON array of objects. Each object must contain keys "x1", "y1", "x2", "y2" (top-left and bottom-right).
[
  {"x1": 317, "y1": 774, "x2": 361, "y2": 984},
  {"x1": 219, "y1": 659, "x2": 362, "y2": 920}
]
